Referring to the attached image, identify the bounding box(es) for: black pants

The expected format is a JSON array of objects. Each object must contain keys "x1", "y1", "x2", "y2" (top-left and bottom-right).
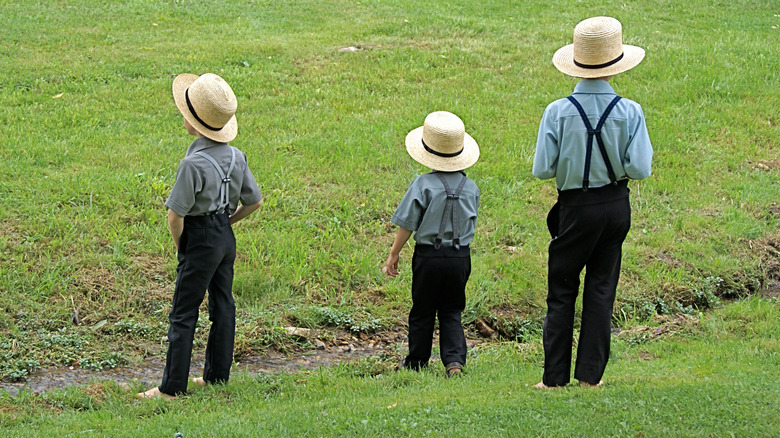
[
  {"x1": 542, "y1": 182, "x2": 631, "y2": 386},
  {"x1": 159, "y1": 212, "x2": 236, "y2": 395},
  {"x1": 405, "y1": 245, "x2": 470, "y2": 369}
]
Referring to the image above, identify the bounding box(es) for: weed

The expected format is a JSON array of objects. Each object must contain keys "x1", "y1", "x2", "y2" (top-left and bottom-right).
[
  {"x1": 311, "y1": 306, "x2": 388, "y2": 334},
  {"x1": 0, "y1": 358, "x2": 40, "y2": 381},
  {"x1": 78, "y1": 352, "x2": 127, "y2": 371},
  {"x1": 112, "y1": 319, "x2": 163, "y2": 338}
]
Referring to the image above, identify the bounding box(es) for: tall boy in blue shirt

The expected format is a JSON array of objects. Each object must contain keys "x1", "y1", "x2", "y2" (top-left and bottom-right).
[
  {"x1": 532, "y1": 17, "x2": 653, "y2": 388},
  {"x1": 383, "y1": 111, "x2": 480, "y2": 377}
]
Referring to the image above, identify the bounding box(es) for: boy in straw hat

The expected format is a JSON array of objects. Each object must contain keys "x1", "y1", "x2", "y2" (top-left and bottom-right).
[
  {"x1": 532, "y1": 17, "x2": 653, "y2": 388},
  {"x1": 383, "y1": 111, "x2": 480, "y2": 377},
  {"x1": 140, "y1": 73, "x2": 263, "y2": 399}
]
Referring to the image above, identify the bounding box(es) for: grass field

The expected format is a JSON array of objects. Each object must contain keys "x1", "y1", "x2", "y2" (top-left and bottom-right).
[{"x1": 0, "y1": 0, "x2": 778, "y2": 434}]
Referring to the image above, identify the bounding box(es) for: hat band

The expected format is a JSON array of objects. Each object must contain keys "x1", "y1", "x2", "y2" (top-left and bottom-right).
[
  {"x1": 422, "y1": 139, "x2": 463, "y2": 158},
  {"x1": 574, "y1": 52, "x2": 624, "y2": 69},
  {"x1": 185, "y1": 88, "x2": 221, "y2": 131}
]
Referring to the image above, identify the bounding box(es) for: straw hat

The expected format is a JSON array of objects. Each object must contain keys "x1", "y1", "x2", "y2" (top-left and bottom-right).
[
  {"x1": 405, "y1": 111, "x2": 479, "y2": 172},
  {"x1": 553, "y1": 16, "x2": 645, "y2": 78},
  {"x1": 172, "y1": 73, "x2": 238, "y2": 142}
]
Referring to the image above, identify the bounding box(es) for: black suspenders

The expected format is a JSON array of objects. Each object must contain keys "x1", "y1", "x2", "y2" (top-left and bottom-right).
[
  {"x1": 566, "y1": 95, "x2": 622, "y2": 191},
  {"x1": 433, "y1": 172, "x2": 468, "y2": 250}
]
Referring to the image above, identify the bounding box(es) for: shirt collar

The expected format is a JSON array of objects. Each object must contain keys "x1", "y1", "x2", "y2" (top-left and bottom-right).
[
  {"x1": 572, "y1": 79, "x2": 616, "y2": 95},
  {"x1": 185, "y1": 136, "x2": 225, "y2": 156}
]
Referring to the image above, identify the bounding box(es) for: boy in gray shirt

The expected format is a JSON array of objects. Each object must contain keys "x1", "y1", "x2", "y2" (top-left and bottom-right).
[
  {"x1": 140, "y1": 73, "x2": 262, "y2": 399},
  {"x1": 383, "y1": 111, "x2": 480, "y2": 377}
]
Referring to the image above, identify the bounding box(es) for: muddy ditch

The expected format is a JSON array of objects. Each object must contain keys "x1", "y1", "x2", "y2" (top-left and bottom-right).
[{"x1": 0, "y1": 327, "x2": 484, "y2": 397}]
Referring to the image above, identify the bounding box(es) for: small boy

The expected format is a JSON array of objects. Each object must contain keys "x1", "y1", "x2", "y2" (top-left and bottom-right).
[
  {"x1": 383, "y1": 111, "x2": 480, "y2": 377},
  {"x1": 532, "y1": 17, "x2": 653, "y2": 388},
  {"x1": 140, "y1": 73, "x2": 263, "y2": 398}
]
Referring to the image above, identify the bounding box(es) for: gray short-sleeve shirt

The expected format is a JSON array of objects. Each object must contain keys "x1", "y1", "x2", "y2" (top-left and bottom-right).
[
  {"x1": 165, "y1": 137, "x2": 263, "y2": 216},
  {"x1": 391, "y1": 171, "x2": 480, "y2": 247}
]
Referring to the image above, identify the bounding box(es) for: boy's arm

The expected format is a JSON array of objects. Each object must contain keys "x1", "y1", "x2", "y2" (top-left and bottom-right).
[
  {"x1": 167, "y1": 209, "x2": 184, "y2": 249},
  {"x1": 229, "y1": 200, "x2": 263, "y2": 225},
  {"x1": 383, "y1": 227, "x2": 413, "y2": 277},
  {"x1": 532, "y1": 104, "x2": 559, "y2": 180},
  {"x1": 623, "y1": 107, "x2": 653, "y2": 180}
]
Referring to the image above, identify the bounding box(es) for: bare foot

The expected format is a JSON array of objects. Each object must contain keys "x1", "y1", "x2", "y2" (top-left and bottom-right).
[
  {"x1": 137, "y1": 387, "x2": 175, "y2": 400},
  {"x1": 579, "y1": 380, "x2": 604, "y2": 387},
  {"x1": 533, "y1": 381, "x2": 559, "y2": 389},
  {"x1": 191, "y1": 377, "x2": 207, "y2": 387}
]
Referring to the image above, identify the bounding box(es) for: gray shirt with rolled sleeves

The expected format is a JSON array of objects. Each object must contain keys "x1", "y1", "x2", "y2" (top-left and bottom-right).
[
  {"x1": 391, "y1": 171, "x2": 480, "y2": 247},
  {"x1": 165, "y1": 137, "x2": 263, "y2": 217}
]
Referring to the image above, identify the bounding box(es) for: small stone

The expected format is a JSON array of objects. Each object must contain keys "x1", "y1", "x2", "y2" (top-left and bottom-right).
[
  {"x1": 475, "y1": 318, "x2": 498, "y2": 339},
  {"x1": 284, "y1": 327, "x2": 311, "y2": 339},
  {"x1": 314, "y1": 340, "x2": 326, "y2": 350}
]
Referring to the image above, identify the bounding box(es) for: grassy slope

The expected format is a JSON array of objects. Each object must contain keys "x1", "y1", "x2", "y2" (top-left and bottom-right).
[
  {"x1": 1, "y1": 298, "x2": 777, "y2": 436},
  {"x1": 0, "y1": 0, "x2": 777, "y2": 411}
]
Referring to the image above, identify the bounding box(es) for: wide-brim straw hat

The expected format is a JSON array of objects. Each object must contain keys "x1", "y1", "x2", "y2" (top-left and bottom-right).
[
  {"x1": 405, "y1": 111, "x2": 479, "y2": 172},
  {"x1": 172, "y1": 73, "x2": 238, "y2": 143},
  {"x1": 553, "y1": 16, "x2": 645, "y2": 78}
]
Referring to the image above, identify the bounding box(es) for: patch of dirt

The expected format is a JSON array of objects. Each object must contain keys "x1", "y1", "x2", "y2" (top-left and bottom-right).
[
  {"x1": 648, "y1": 251, "x2": 699, "y2": 272},
  {"x1": 746, "y1": 159, "x2": 780, "y2": 172},
  {"x1": 474, "y1": 306, "x2": 543, "y2": 342},
  {"x1": 616, "y1": 313, "x2": 700, "y2": 343},
  {"x1": 751, "y1": 231, "x2": 780, "y2": 297},
  {"x1": 637, "y1": 350, "x2": 660, "y2": 361},
  {"x1": 0, "y1": 218, "x2": 25, "y2": 249},
  {"x1": 63, "y1": 255, "x2": 171, "y2": 326}
]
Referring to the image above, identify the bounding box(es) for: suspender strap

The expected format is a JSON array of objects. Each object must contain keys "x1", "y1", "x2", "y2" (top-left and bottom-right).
[
  {"x1": 566, "y1": 95, "x2": 622, "y2": 191},
  {"x1": 433, "y1": 172, "x2": 468, "y2": 250},
  {"x1": 194, "y1": 147, "x2": 236, "y2": 213}
]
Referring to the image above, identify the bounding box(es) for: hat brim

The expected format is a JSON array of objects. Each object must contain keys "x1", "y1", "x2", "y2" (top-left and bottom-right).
[
  {"x1": 405, "y1": 126, "x2": 480, "y2": 172},
  {"x1": 552, "y1": 44, "x2": 645, "y2": 78},
  {"x1": 172, "y1": 73, "x2": 238, "y2": 143}
]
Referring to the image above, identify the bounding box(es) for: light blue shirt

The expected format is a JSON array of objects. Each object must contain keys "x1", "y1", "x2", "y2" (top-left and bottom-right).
[
  {"x1": 391, "y1": 172, "x2": 480, "y2": 247},
  {"x1": 533, "y1": 80, "x2": 653, "y2": 191}
]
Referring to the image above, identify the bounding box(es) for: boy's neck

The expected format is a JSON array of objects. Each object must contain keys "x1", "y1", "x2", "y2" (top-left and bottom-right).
[{"x1": 582, "y1": 76, "x2": 612, "y2": 82}]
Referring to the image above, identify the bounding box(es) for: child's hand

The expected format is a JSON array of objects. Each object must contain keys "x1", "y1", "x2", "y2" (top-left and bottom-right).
[{"x1": 383, "y1": 253, "x2": 400, "y2": 277}]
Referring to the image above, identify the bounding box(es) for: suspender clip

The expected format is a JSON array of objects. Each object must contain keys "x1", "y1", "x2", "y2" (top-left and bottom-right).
[{"x1": 447, "y1": 193, "x2": 460, "y2": 200}]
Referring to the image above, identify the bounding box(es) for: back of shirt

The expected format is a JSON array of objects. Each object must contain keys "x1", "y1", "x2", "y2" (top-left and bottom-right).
[
  {"x1": 533, "y1": 80, "x2": 653, "y2": 191},
  {"x1": 165, "y1": 137, "x2": 263, "y2": 216},
  {"x1": 391, "y1": 171, "x2": 480, "y2": 247}
]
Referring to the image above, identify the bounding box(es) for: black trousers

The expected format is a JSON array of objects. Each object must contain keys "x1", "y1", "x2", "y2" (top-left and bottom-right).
[
  {"x1": 159, "y1": 212, "x2": 236, "y2": 395},
  {"x1": 542, "y1": 182, "x2": 631, "y2": 386},
  {"x1": 405, "y1": 245, "x2": 470, "y2": 369}
]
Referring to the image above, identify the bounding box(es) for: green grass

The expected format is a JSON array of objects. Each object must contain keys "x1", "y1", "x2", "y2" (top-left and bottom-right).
[
  {"x1": 1, "y1": 297, "x2": 777, "y2": 436},
  {"x1": 0, "y1": 0, "x2": 778, "y2": 433}
]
